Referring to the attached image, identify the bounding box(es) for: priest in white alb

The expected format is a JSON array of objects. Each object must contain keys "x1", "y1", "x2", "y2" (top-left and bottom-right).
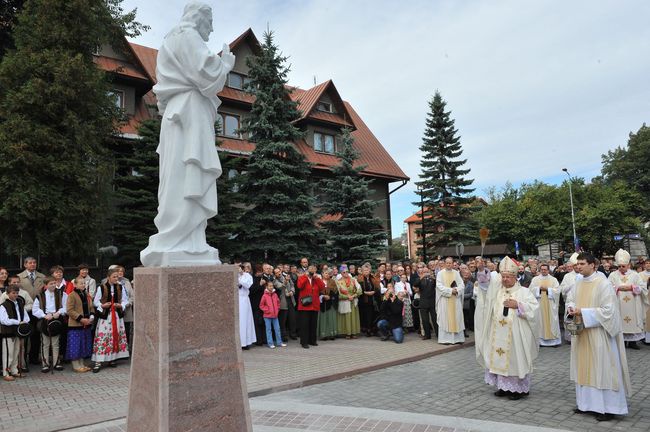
[
  {"x1": 608, "y1": 249, "x2": 648, "y2": 350},
  {"x1": 476, "y1": 257, "x2": 539, "y2": 400},
  {"x1": 567, "y1": 252, "x2": 630, "y2": 421},
  {"x1": 435, "y1": 257, "x2": 465, "y2": 344},
  {"x1": 639, "y1": 259, "x2": 650, "y2": 343},
  {"x1": 560, "y1": 252, "x2": 580, "y2": 342},
  {"x1": 529, "y1": 263, "x2": 561, "y2": 346}
]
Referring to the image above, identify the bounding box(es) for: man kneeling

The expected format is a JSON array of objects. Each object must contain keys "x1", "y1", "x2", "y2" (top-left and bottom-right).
[{"x1": 377, "y1": 283, "x2": 405, "y2": 343}]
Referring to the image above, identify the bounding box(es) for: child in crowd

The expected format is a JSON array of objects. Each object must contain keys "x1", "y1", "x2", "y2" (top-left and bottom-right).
[
  {"x1": 66, "y1": 277, "x2": 95, "y2": 373},
  {"x1": 0, "y1": 285, "x2": 30, "y2": 381},
  {"x1": 259, "y1": 281, "x2": 284, "y2": 348},
  {"x1": 33, "y1": 276, "x2": 67, "y2": 372}
]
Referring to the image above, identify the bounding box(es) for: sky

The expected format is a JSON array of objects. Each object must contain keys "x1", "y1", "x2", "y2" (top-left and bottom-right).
[{"x1": 122, "y1": 0, "x2": 650, "y2": 238}]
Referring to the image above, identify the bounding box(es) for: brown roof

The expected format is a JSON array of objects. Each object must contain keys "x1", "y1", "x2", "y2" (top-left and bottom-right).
[
  {"x1": 94, "y1": 55, "x2": 149, "y2": 81},
  {"x1": 101, "y1": 31, "x2": 407, "y2": 182}
]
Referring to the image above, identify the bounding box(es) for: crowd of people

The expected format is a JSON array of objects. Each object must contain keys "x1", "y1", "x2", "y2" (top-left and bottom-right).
[
  {"x1": 0, "y1": 259, "x2": 133, "y2": 380},
  {"x1": 2, "y1": 249, "x2": 649, "y2": 423}
]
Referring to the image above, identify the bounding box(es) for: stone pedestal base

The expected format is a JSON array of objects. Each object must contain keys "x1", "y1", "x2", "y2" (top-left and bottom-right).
[{"x1": 127, "y1": 265, "x2": 251, "y2": 431}]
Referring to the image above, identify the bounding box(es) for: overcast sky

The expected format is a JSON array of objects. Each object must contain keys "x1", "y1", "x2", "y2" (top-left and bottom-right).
[{"x1": 122, "y1": 0, "x2": 650, "y2": 238}]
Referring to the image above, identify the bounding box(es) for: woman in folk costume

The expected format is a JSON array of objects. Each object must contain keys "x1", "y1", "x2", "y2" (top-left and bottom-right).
[
  {"x1": 317, "y1": 269, "x2": 338, "y2": 341},
  {"x1": 475, "y1": 257, "x2": 540, "y2": 400},
  {"x1": 608, "y1": 249, "x2": 649, "y2": 350},
  {"x1": 336, "y1": 265, "x2": 361, "y2": 339},
  {"x1": 91, "y1": 268, "x2": 129, "y2": 372},
  {"x1": 65, "y1": 277, "x2": 95, "y2": 373}
]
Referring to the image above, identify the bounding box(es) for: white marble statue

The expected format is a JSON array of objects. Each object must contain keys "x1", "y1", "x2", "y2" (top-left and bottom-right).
[{"x1": 141, "y1": 2, "x2": 235, "y2": 267}]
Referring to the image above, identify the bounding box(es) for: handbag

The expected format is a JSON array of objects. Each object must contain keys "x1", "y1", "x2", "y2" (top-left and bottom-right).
[{"x1": 300, "y1": 295, "x2": 313, "y2": 306}]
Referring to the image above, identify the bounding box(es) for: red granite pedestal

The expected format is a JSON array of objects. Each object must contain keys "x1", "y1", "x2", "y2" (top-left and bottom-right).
[{"x1": 127, "y1": 265, "x2": 252, "y2": 431}]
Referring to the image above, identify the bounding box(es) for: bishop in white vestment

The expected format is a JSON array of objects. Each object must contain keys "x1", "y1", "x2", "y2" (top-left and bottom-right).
[
  {"x1": 567, "y1": 252, "x2": 631, "y2": 421},
  {"x1": 436, "y1": 258, "x2": 465, "y2": 344},
  {"x1": 476, "y1": 257, "x2": 539, "y2": 399},
  {"x1": 529, "y1": 264, "x2": 561, "y2": 346},
  {"x1": 608, "y1": 249, "x2": 649, "y2": 349}
]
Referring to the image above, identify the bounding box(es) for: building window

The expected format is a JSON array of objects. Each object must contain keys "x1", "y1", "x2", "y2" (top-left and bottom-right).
[
  {"x1": 108, "y1": 90, "x2": 124, "y2": 109},
  {"x1": 227, "y1": 72, "x2": 252, "y2": 90},
  {"x1": 314, "y1": 132, "x2": 335, "y2": 154},
  {"x1": 221, "y1": 113, "x2": 241, "y2": 138},
  {"x1": 317, "y1": 101, "x2": 333, "y2": 113}
]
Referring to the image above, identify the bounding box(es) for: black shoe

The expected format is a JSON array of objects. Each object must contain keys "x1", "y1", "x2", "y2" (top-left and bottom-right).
[
  {"x1": 596, "y1": 413, "x2": 613, "y2": 422},
  {"x1": 628, "y1": 342, "x2": 640, "y2": 350},
  {"x1": 41, "y1": 366, "x2": 50, "y2": 373},
  {"x1": 254, "y1": 342, "x2": 264, "y2": 346},
  {"x1": 20, "y1": 367, "x2": 29, "y2": 373},
  {"x1": 421, "y1": 336, "x2": 431, "y2": 340},
  {"x1": 494, "y1": 389, "x2": 508, "y2": 397},
  {"x1": 242, "y1": 346, "x2": 250, "y2": 350},
  {"x1": 54, "y1": 364, "x2": 64, "y2": 371},
  {"x1": 574, "y1": 408, "x2": 587, "y2": 415},
  {"x1": 92, "y1": 363, "x2": 101, "y2": 373},
  {"x1": 310, "y1": 343, "x2": 318, "y2": 346},
  {"x1": 509, "y1": 392, "x2": 528, "y2": 400},
  {"x1": 108, "y1": 361, "x2": 117, "y2": 368},
  {"x1": 301, "y1": 344, "x2": 310, "y2": 349}
]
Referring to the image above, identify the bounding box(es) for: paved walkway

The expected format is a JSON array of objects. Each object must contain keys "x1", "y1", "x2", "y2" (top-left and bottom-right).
[{"x1": 0, "y1": 332, "x2": 468, "y2": 432}]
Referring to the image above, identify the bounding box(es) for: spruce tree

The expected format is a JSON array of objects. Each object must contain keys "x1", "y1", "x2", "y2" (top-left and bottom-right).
[
  {"x1": 112, "y1": 118, "x2": 160, "y2": 269},
  {"x1": 238, "y1": 31, "x2": 320, "y2": 263},
  {"x1": 319, "y1": 128, "x2": 387, "y2": 264},
  {"x1": 0, "y1": 0, "x2": 147, "y2": 258},
  {"x1": 414, "y1": 91, "x2": 476, "y2": 256}
]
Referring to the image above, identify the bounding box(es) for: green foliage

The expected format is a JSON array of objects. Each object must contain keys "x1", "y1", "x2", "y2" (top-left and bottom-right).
[
  {"x1": 319, "y1": 129, "x2": 387, "y2": 264},
  {"x1": 414, "y1": 91, "x2": 477, "y2": 257},
  {"x1": 0, "y1": 0, "x2": 146, "y2": 259},
  {"x1": 477, "y1": 180, "x2": 646, "y2": 256},
  {"x1": 111, "y1": 118, "x2": 160, "y2": 269},
  {"x1": 0, "y1": 0, "x2": 25, "y2": 59},
  {"x1": 238, "y1": 31, "x2": 320, "y2": 263},
  {"x1": 600, "y1": 123, "x2": 650, "y2": 211}
]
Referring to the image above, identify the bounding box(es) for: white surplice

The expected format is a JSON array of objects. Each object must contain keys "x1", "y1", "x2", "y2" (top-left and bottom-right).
[
  {"x1": 238, "y1": 272, "x2": 257, "y2": 347},
  {"x1": 567, "y1": 272, "x2": 630, "y2": 415},
  {"x1": 530, "y1": 274, "x2": 561, "y2": 346},
  {"x1": 640, "y1": 270, "x2": 650, "y2": 342},
  {"x1": 436, "y1": 269, "x2": 465, "y2": 344}
]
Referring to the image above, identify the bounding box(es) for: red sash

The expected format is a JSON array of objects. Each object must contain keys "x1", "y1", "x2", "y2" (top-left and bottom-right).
[{"x1": 110, "y1": 301, "x2": 119, "y2": 353}]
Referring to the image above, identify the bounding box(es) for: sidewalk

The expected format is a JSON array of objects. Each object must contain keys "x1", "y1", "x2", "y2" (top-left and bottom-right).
[{"x1": 0, "y1": 332, "x2": 470, "y2": 432}]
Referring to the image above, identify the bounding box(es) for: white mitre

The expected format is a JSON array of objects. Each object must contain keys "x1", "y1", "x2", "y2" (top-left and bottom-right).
[
  {"x1": 614, "y1": 248, "x2": 631, "y2": 266},
  {"x1": 499, "y1": 256, "x2": 518, "y2": 274},
  {"x1": 568, "y1": 252, "x2": 579, "y2": 265}
]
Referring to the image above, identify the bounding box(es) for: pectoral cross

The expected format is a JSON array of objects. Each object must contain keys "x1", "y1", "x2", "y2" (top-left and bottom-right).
[
  {"x1": 623, "y1": 296, "x2": 631, "y2": 303},
  {"x1": 624, "y1": 316, "x2": 632, "y2": 324},
  {"x1": 496, "y1": 347, "x2": 505, "y2": 356},
  {"x1": 498, "y1": 318, "x2": 508, "y2": 327}
]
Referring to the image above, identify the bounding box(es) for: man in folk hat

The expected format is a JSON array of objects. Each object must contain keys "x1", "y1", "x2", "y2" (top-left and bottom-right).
[
  {"x1": 608, "y1": 249, "x2": 648, "y2": 350},
  {"x1": 475, "y1": 256, "x2": 539, "y2": 400},
  {"x1": 567, "y1": 252, "x2": 630, "y2": 421}
]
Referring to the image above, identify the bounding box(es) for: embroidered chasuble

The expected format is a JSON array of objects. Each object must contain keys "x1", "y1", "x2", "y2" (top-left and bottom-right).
[{"x1": 608, "y1": 270, "x2": 648, "y2": 335}]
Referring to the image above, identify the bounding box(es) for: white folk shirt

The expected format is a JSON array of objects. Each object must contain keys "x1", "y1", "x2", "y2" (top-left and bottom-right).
[
  {"x1": 529, "y1": 274, "x2": 561, "y2": 342},
  {"x1": 0, "y1": 300, "x2": 30, "y2": 325},
  {"x1": 33, "y1": 290, "x2": 67, "y2": 318},
  {"x1": 94, "y1": 285, "x2": 129, "y2": 313}
]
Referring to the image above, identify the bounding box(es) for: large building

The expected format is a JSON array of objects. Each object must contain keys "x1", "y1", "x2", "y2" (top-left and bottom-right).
[{"x1": 95, "y1": 29, "x2": 409, "y2": 251}]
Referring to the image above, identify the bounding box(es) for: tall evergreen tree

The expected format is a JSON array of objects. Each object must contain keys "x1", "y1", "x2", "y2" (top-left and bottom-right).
[
  {"x1": 238, "y1": 31, "x2": 320, "y2": 263},
  {"x1": 0, "y1": 0, "x2": 147, "y2": 258},
  {"x1": 319, "y1": 128, "x2": 387, "y2": 264},
  {"x1": 414, "y1": 91, "x2": 476, "y2": 256},
  {"x1": 112, "y1": 118, "x2": 160, "y2": 269}
]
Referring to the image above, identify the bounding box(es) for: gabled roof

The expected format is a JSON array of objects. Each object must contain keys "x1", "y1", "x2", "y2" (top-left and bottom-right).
[
  {"x1": 128, "y1": 42, "x2": 158, "y2": 83},
  {"x1": 225, "y1": 28, "x2": 262, "y2": 55},
  {"x1": 292, "y1": 80, "x2": 355, "y2": 129}
]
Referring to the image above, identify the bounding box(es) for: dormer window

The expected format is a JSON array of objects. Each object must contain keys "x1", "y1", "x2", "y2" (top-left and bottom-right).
[
  {"x1": 108, "y1": 89, "x2": 124, "y2": 109},
  {"x1": 227, "y1": 72, "x2": 252, "y2": 90},
  {"x1": 314, "y1": 132, "x2": 335, "y2": 154},
  {"x1": 317, "y1": 101, "x2": 333, "y2": 113}
]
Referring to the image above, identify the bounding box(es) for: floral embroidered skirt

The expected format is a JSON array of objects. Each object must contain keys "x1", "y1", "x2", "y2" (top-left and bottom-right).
[{"x1": 91, "y1": 315, "x2": 129, "y2": 362}]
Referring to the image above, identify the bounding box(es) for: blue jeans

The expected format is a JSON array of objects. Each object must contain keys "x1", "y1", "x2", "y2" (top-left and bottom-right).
[
  {"x1": 264, "y1": 317, "x2": 282, "y2": 347},
  {"x1": 377, "y1": 319, "x2": 404, "y2": 343}
]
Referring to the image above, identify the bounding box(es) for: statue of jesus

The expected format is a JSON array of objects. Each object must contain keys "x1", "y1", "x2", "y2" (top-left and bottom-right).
[{"x1": 141, "y1": 1, "x2": 235, "y2": 267}]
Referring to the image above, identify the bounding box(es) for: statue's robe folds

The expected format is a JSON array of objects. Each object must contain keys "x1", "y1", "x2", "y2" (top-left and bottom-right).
[
  {"x1": 567, "y1": 272, "x2": 631, "y2": 415},
  {"x1": 141, "y1": 24, "x2": 231, "y2": 267},
  {"x1": 476, "y1": 278, "x2": 539, "y2": 393}
]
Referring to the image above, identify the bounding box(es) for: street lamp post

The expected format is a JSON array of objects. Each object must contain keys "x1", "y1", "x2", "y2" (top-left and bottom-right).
[
  {"x1": 417, "y1": 185, "x2": 427, "y2": 263},
  {"x1": 562, "y1": 168, "x2": 578, "y2": 251}
]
